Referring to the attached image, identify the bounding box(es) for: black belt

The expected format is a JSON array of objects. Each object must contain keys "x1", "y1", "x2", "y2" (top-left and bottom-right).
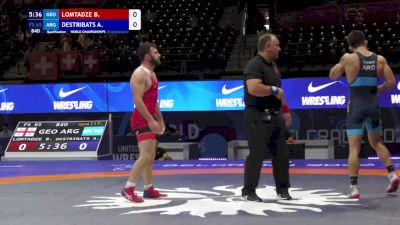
[
  {"x1": 246, "y1": 106, "x2": 280, "y2": 114},
  {"x1": 265, "y1": 109, "x2": 280, "y2": 115}
]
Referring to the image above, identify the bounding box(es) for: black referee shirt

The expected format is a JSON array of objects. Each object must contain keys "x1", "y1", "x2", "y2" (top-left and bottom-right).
[{"x1": 243, "y1": 54, "x2": 282, "y2": 110}]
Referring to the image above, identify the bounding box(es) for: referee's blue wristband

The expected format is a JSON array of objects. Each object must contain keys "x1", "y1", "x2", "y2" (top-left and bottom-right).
[{"x1": 271, "y1": 86, "x2": 279, "y2": 96}]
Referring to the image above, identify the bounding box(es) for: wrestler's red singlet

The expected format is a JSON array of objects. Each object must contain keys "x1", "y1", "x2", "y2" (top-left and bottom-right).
[{"x1": 130, "y1": 66, "x2": 158, "y2": 141}]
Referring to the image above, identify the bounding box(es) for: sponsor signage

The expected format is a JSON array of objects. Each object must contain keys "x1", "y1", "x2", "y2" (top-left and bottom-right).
[
  {"x1": 283, "y1": 77, "x2": 348, "y2": 109},
  {"x1": 0, "y1": 83, "x2": 107, "y2": 113},
  {"x1": 0, "y1": 76, "x2": 398, "y2": 113},
  {"x1": 107, "y1": 80, "x2": 245, "y2": 112},
  {"x1": 387, "y1": 80, "x2": 400, "y2": 105}
]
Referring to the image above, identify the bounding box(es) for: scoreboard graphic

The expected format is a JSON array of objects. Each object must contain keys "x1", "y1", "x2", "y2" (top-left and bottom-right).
[
  {"x1": 2, "y1": 120, "x2": 111, "y2": 160},
  {"x1": 28, "y1": 9, "x2": 141, "y2": 34}
]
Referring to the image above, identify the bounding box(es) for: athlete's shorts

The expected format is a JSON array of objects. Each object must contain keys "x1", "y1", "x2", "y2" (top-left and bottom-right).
[
  {"x1": 346, "y1": 107, "x2": 381, "y2": 136},
  {"x1": 133, "y1": 126, "x2": 157, "y2": 143}
]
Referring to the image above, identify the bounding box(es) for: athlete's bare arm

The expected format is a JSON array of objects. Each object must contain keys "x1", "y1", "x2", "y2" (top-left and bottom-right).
[
  {"x1": 377, "y1": 55, "x2": 396, "y2": 93},
  {"x1": 330, "y1": 53, "x2": 361, "y2": 83},
  {"x1": 154, "y1": 104, "x2": 165, "y2": 133},
  {"x1": 329, "y1": 53, "x2": 348, "y2": 80},
  {"x1": 130, "y1": 69, "x2": 160, "y2": 133}
]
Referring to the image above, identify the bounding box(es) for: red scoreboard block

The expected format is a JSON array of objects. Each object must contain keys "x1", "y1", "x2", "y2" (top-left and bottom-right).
[
  {"x1": 59, "y1": 9, "x2": 129, "y2": 19},
  {"x1": 7, "y1": 141, "x2": 40, "y2": 152}
]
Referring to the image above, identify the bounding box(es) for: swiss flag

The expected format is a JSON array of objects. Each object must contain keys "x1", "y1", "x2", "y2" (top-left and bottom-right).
[
  {"x1": 29, "y1": 52, "x2": 58, "y2": 80},
  {"x1": 59, "y1": 51, "x2": 79, "y2": 72},
  {"x1": 80, "y1": 52, "x2": 101, "y2": 76}
]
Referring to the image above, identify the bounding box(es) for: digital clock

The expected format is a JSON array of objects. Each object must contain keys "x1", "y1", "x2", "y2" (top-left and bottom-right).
[
  {"x1": 28, "y1": 10, "x2": 43, "y2": 19},
  {"x1": 3, "y1": 120, "x2": 111, "y2": 160}
]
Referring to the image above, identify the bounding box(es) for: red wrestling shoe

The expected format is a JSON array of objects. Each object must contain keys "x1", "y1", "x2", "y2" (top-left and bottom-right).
[
  {"x1": 387, "y1": 173, "x2": 400, "y2": 193},
  {"x1": 143, "y1": 186, "x2": 167, "y2": 198},
  {"x1": 121, "y1": 187, "x2": 144, "y2": 203}
]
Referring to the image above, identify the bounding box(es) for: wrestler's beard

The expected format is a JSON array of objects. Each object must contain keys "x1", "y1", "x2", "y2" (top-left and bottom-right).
[{"x1": 150, "y1": 55, "x2": 161, "y2": 66}]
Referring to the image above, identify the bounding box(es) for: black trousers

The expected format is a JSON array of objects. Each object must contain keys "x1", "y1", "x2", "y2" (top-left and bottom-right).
[{"x1": 243, "y1": 107, "x2": 290, "y2": 194}]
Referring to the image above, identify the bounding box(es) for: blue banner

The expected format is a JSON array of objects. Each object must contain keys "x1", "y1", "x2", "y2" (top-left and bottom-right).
[
  {"x1": 282, "y1": 77, "x2": 400, "y2": 109},
  {"x1": 107, "y1": 80, "x2": 245, "y2": 112},
  {"x1": 43, "y1": 19, "x2": 59, "y2": 30},
  {"x1": 282, "y1": 77, "x2": 349, "y2": 109},
  {"x1": 0, "y1": 77, "x2": 398, "y2": 114},
  {"x1": 43, "y1": 9, "x2": 58, "y2": 19},
  {"x1": 380, "y1": 80, "x2": 400, "y2": 107},
  {"x1": 59, "y1": 19, "x2": 128, "y2": 30},
  {"x1": 0, "y1": 83, "x2": 108, "y2": 114},
  {"x1": 108, "y1": 77, "x2": 399, "y2": 112}
]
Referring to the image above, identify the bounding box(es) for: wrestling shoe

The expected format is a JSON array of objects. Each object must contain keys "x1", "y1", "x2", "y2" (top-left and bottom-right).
[
  {"x1": 387, "y1": 172, "x2": 400, "y2": 193},
  {"x1": 143, "y1": 186, "x2": 167, "y2": 198},
  {"x1": 121, "y1": 187, "x2": 144, "y2": 203},
  {"x1": 348, "y1": 185, "x2": 360, "y2": 199}
]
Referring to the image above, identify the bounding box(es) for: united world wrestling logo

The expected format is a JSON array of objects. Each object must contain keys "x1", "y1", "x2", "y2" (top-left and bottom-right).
[{"x1": 74, "y1": 185, "x2": 358, "y2": 217}]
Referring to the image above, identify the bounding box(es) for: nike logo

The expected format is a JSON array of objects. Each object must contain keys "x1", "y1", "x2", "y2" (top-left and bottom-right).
[
  {"x1": 0, "y1": 88, "x2": 7, "y2": 93},
  {"x1": 307, "y1": 81, "x2": 337, "y2": 93},
  {"x1": 59, "y1": 87, "x2": 86, "y2": 98},
  {"x1": 222, "y1": 84, "x2": 244, "y2": 95},
  {"x1": 158, "y1": 85, "x2": 167, "y2": 90}
]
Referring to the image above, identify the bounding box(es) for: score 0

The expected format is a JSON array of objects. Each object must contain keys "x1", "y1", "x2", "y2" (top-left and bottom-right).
[{"x1": 129, "y1": 9, "x2": 141, "y2": 30}]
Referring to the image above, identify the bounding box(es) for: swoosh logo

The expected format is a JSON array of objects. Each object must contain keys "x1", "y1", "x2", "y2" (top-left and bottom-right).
[
  {"x1": 397, "y1": 81, "x2": 400, "y2": 91},
  {"x1": 307, "y1": 81, "x2": 338, "y2": 93},
  {"x1": 0, "y1": 88, "x2": 7, "y2": 93},
  {"x1": 158, "y1": 85, "x2": 167, "y2": 90},
  {"x1": 59, "y1": 87, "x2": 86, "y2": 98},
  {"x1": 222, "y1": 84, "x2": 244, "y2": 95}
]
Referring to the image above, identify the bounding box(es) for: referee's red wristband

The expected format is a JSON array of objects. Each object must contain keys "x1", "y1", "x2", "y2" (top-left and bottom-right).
[{"x1": 282, "y1": 104, "x2": 290, "y2": 113}]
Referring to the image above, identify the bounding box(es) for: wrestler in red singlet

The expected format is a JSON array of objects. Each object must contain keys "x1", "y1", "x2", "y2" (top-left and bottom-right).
[
  {"x1": 121, "y1": 43, "x2": 167, "y2": 203},
  {"x1": 130, "y1": 66, "x2": 159, "y2": 142}
]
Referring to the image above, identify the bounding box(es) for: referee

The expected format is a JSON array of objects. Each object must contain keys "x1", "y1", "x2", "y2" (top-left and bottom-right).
[{"x1": 242, "y1": 33, "x2": 293, "y2": 201}]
